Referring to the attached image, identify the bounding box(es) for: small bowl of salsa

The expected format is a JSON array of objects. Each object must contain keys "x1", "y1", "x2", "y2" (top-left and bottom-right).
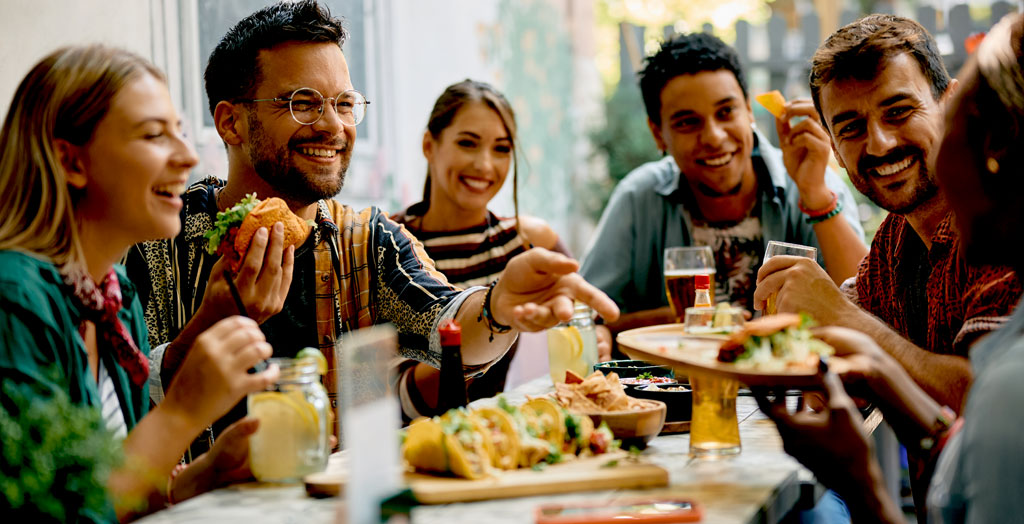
[{"x1": 618, "y1": 374, "x2": 679, "y2": 388}]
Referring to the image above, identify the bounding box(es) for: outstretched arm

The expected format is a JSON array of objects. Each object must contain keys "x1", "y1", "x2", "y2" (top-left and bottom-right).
[{"x1": 458, "y1": 248, "x2": 620, "y2": 366}]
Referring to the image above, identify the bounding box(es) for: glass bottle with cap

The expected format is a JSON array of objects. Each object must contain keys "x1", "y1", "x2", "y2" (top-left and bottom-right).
[
  {"x1": 685, "y1": 274, "x2": 716, "y2": 334},
  {"x1": 436, "y1": 318, "x2": 469, "y2": 412}
]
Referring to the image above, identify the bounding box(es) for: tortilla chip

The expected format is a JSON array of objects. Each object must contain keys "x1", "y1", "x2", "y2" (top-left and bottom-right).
[
  {"x1": 554, "y1": 370, "x2": 644, "y2": 412},
  {"x1": 755, "y1": 90, "x2": 786, "y2": 118}
]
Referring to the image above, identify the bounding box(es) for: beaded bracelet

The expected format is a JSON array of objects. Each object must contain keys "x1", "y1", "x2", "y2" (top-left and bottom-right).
[
  {"x1": 478, "y1": 279, "x2": 512, "y2": 342},
  {"x1": 806, "y1": 198, "x2": 843, "y2": 224},
  {"x1": 799, "y1": 190, "x2": 837, "y2": 215},
  {"x1": 800, "y1": 191, "x2": 844, "y2": 225}
]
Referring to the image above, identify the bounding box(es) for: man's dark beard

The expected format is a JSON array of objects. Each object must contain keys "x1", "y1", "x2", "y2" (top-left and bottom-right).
[
  {"x1": 854, "y1": 146, "x2": 939, "y2": 214},
  {"x1": 247, "y1": 113, "x2": 348, "y2": 205}
]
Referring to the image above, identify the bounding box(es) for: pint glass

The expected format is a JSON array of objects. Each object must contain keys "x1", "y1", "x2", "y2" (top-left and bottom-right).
[
  {"x1": 664, "y1": 246, "x2": 715, "y2": 322},
  {"x1": 689, "y1": 372, "x2": 740, "y2": 457}
]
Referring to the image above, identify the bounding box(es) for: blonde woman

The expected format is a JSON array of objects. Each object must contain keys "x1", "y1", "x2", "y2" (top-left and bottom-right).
[{"x1": 0, "y1": 45, "x2": 278, "y2": 520}]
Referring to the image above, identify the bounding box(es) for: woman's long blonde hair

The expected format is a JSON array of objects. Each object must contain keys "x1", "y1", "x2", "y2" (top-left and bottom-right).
[{"x1": 0, "y1": 44, "x2": 163, "y2": 269}]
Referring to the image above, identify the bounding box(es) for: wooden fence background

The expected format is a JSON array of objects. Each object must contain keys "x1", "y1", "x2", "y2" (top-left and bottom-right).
[{"x1": 619, "y1": 1, "x2": 1019, "y2": 95}]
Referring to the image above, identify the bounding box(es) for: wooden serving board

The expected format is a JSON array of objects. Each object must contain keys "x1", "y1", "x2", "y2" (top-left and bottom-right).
[
  {"x1": 617, "y1": 324, "x2": 848, "y2": 388},
  {"x1": 304, "y1": 450, "x2": 668, "y2": 504}
]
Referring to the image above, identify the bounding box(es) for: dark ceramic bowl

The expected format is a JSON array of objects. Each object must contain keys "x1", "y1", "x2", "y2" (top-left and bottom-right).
[
  {"x1": 593, "y1": 360, "x2": 675, "y2": 380},
  {"x1": 626, "y1": 383, "x2": 693, "y2": 422}
]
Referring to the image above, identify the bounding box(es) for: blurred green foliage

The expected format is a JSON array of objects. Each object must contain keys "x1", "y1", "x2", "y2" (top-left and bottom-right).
[
  {"x1": 585, "y1": 83, "x2": 662, "y2": 221},
  {"x1": 0, "y1": 380, "x2": 122, "y2": 522}
]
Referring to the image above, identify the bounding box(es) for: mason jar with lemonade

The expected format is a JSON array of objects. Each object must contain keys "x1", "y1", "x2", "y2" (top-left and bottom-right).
[
  {"x1": 547, "y1": 302, "x2": 599, "y2": 383},
  {"x1": 248, "y1": 349, "x2": 330, "y2": 482}
]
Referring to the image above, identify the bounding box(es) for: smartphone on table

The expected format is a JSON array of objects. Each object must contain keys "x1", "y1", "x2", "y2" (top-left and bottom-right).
[{"x1": 535, "y1": 497, "x2": 702, "y2": 524}]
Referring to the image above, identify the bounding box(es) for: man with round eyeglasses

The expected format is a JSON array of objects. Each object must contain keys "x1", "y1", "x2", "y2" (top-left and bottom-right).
[
  {"x1": 126, "y1": 0, "x2": 619, "y2": 460},
  {"x1": 237, "y1": 87, "x2": 369, "y2": 127}
]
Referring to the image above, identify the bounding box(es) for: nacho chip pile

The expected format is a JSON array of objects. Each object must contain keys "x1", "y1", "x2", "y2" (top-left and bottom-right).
[{"x1": 553, "y1": 370, "x2": 645, "y2": 413}]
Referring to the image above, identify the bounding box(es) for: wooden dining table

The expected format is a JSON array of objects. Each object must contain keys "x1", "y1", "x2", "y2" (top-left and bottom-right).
[{"x1": 137, "y1": 376, "x2": 882, "y2": 524}]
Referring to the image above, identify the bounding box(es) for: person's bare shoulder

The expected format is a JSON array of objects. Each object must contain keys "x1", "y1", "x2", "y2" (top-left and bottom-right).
[{"x1": 517, "y1": 214, "x2": 559, "y2": 250}]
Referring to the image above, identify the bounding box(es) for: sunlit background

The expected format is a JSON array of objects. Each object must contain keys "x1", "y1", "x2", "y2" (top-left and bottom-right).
[{"x1": 0, "y1": 0, "x2": 1017, "y2": 253}]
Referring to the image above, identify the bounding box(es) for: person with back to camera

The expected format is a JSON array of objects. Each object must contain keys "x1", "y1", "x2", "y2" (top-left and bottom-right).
[{"x1": 390, "y1": 79, "x2": 577, "y2": 420}]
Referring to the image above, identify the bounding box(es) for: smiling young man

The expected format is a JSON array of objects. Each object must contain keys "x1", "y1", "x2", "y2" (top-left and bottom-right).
[
  {"x1": 751, "y1": 15, "x2": 1022, "y2": 513},
  {"x1": 581, "y1": 33, "x2": 865, "y2": 339},
  {"x1": 125, "y1": 0, "x2": 618, "y2": 459}
]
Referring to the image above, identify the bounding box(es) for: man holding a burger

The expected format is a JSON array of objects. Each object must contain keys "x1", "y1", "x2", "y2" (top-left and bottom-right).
[{"x1": 126, "y1": 0, "x2": 618, "y2": 458}]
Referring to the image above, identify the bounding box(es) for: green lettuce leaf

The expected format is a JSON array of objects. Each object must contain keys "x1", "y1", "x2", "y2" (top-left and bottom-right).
[{"x1": 202, "y1": 193, "x2": 260, "y2": 254}]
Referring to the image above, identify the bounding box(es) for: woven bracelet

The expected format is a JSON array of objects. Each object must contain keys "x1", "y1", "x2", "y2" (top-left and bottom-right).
[{"x1": 478, "y1": 279, "x2": 512, "y2": 342}]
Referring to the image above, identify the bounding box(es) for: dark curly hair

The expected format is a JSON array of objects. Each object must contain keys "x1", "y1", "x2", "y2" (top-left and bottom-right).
[
  {"x1": 204, "y1": 0, "x2": 347, "y2": 117},
  {"x1": 809, "y1": 14, "x2": 949, "y2": 125},
  {"x1": 639, "y1": 32, "x2": 747, "y2": 125}
]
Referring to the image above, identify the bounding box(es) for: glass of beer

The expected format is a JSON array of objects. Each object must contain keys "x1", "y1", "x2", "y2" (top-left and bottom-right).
[
  {"x1": 664, "y1": 246, "x2": 715, "y2": 322},
  {"x1": 762, "y1": 241, "x2": 817, "y2": 315},
  {"x1": 689, "y1": 371, "x2": 741, "y2": 457}
]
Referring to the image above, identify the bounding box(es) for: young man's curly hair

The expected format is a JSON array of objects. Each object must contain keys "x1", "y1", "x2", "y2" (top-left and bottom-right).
[{"x1": 639, "y1": 32, "x2": 748, "y2": 125}]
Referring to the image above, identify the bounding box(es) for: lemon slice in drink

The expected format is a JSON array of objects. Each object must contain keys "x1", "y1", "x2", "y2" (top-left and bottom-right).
[
  {"x1": 548, "y1": 326, "x2": 583, "y2": 359},
  {"x1": 285, "y1": 389, "x2": 320, "y2": 429},
  {"x1": 567, "y1": 326, "x2": 583, "y2": 358},
  {"x1": 250, "y1": 391, "x2": 315, "y2": 429},
  {"x1": 248, "y1": 392, "x2": 319, "y2": 482},
  {"x1": 295, "y1": 347, "x2": 328, "y2": 376}
]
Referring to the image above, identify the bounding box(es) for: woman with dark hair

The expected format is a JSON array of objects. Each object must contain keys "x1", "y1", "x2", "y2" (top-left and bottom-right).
[
  {"x1": 0, "y1": 45, "x2": 279, "y2": 520},
  {"x1": 390, "y1": 80, "x2": 567, "y2": 419},
  {"x1": 758, "y1": 14, "x2": 1024, "y2": 522}
]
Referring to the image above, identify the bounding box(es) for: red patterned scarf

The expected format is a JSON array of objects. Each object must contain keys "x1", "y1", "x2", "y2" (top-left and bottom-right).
[{"x1": 62, "y1": 267, "x2": 149, "y2": 387}]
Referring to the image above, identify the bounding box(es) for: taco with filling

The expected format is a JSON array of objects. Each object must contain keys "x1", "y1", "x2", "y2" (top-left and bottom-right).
[
  {"x1": 402, "y1": 409, "x2": 492, "y2": 479},
  {"x1": 495, "y1": 396, "x2": 560, "y2": 467},
  {"x1": 521, "y1": 398, "x2": 566, "y2": 448},
  {"x1": 470, "y1": 406, "x2": 522, "y2": 470}
]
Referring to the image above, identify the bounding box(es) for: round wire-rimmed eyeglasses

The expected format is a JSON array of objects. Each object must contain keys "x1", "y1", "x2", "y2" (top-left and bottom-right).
[{"x1": 237, "y1": 87, "x2": 370, "y2": 126}]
